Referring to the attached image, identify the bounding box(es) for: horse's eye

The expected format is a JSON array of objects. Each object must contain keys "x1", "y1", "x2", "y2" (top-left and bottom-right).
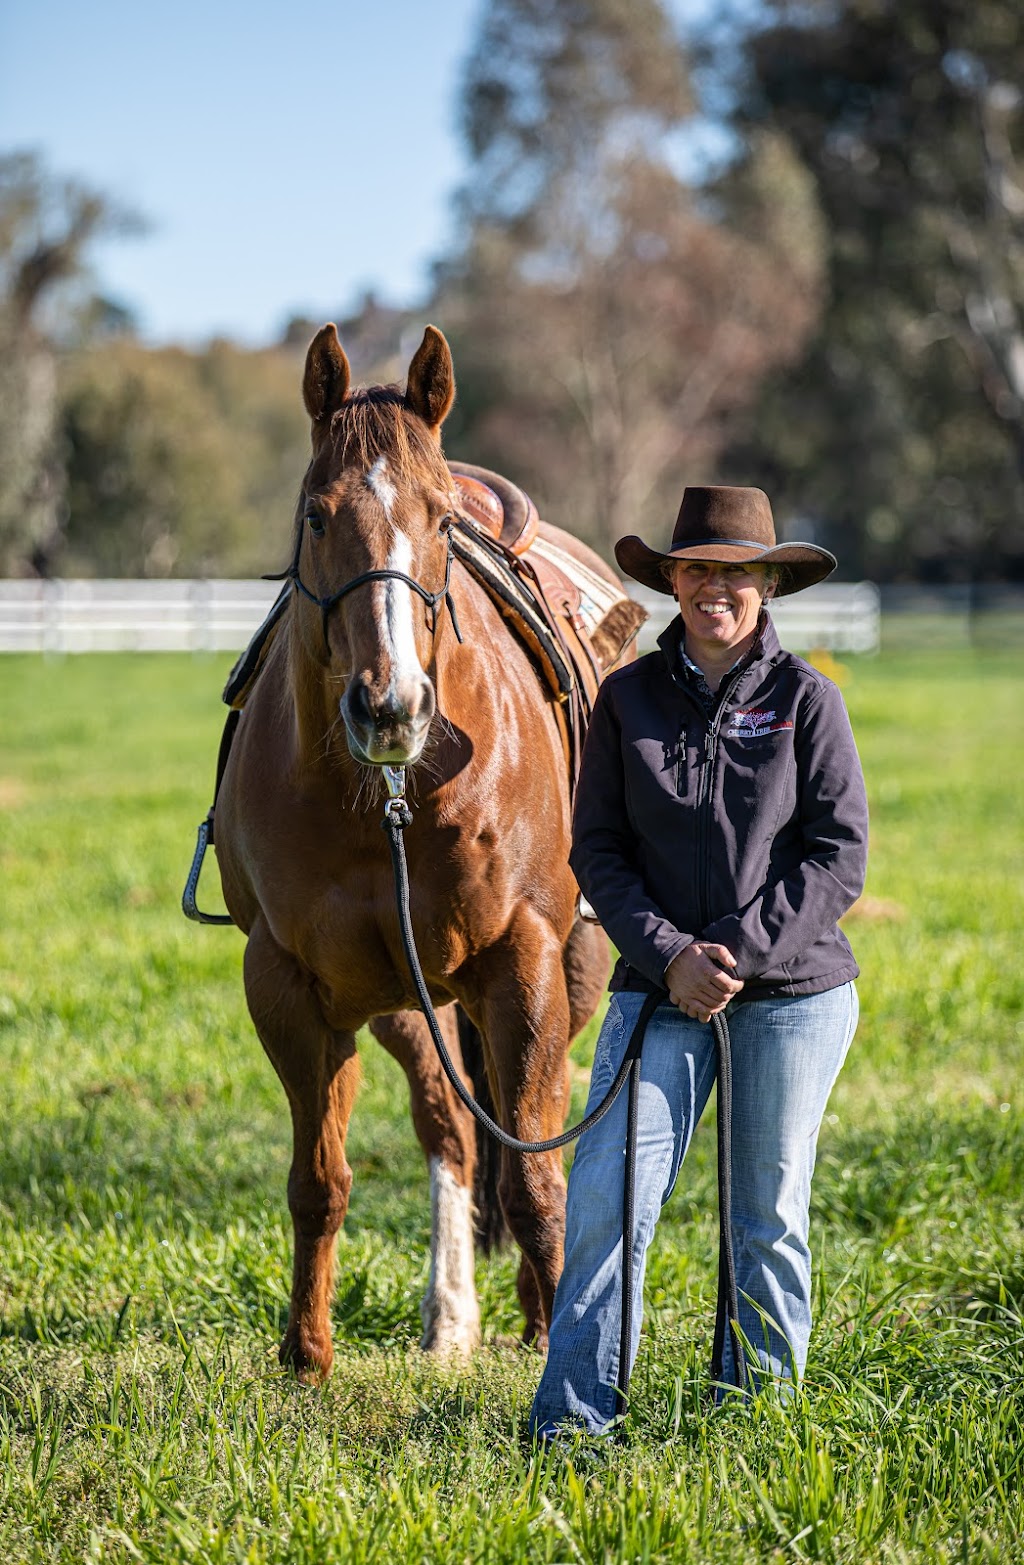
[
  {"x1": 305, "y1": 507, "x2": 325, "y2": 539},
  {"x1": 437, "y1": 511, "x2": 454, "y2": 535}
]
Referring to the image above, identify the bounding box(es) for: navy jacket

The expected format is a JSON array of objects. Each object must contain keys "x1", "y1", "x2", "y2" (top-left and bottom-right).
[{"x1": 571, "y1": 614, "x2": 868, "y2": 999}]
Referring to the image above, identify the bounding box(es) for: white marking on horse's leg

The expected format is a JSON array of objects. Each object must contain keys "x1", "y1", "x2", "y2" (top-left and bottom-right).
[
  {"x1": 421, "y1": 1156, "x2": 480, "y2": 1357},
  {"x1": 365, "y1": 455, "x2": 398, "y2": 519}
]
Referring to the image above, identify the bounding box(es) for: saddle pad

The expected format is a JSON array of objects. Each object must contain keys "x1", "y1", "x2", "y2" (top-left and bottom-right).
[
  {"x1": 222, "y1": 581, "x2": 291, "y2": 709},
  {"x1": 525, "y1": 535, "x2": 647, "y2": 671},
  {"x1": 527, "y1": 535, "x2": 629, "y2": 640},
  {"x1": 450, "y1": 523, "x2": 576, "y2": 703}
]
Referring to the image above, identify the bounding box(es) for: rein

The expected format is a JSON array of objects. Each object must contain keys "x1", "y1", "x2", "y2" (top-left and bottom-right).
[
  {"x1": 263, "y1": 522, "x2": 463, "y2": 654},
  {"x1": 379, "y1": 764, "x2": 747, "y2": 1420}
]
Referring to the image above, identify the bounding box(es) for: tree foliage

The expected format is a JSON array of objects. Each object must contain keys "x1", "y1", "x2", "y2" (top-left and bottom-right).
[
  {"x1": 716, "y1": 0, "x2": 1024, "y2": 579},
  {"x1": 60, "y1": 339, "x2": 310, "y2": 577},
  {"x1": 435, "y1": 0, "x2": 825, "y2": 556},
  {"x1": 0, "y1": 151, "x2": 140, "y2": 574}
]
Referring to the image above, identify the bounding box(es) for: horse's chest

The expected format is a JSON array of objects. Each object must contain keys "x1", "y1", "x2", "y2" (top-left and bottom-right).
[{"x1": 288, "y1": 869, "x2": 468, "y2": 1027}]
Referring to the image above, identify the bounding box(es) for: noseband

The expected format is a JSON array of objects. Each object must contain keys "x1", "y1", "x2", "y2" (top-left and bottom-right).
[{"x1": 264, "y1": 521, "x2": 463, "y2": 655}]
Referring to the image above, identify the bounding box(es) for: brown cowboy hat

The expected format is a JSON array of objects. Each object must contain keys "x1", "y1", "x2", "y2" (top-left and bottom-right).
[{"x1": 615, "y1": 486, "x2": 836, "y2": 596}]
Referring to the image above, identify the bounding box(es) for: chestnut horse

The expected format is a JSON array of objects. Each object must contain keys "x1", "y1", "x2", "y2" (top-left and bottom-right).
[{"x1": 214, "y1": 324, "x2": 620, "y2": 1381}]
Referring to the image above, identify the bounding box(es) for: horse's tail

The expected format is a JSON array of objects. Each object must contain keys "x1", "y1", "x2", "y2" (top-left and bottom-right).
[{"x1": 456, "y1": 1007, "x2": 510, "y2": 1253}]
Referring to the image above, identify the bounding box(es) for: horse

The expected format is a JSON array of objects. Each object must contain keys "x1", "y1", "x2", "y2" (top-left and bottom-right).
[{"x1": 213, "y1": 324, "x2": 629, "y2": 1382}]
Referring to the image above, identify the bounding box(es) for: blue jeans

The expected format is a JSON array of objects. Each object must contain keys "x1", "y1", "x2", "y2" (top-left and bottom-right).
[{"x1": 530, "y1": 983, "x2": 858, "y2": 1436}]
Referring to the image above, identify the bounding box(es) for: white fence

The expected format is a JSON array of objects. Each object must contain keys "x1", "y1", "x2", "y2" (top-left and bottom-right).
[
  {"x1": 0, "y1": 577, "x2": 881, "y2": 655},
  {"x1": 631, "y1": 581, "x2": 880, "y2": 654},
  {"x1": 0, "y1": 578, "x2": 282, "y2": 654}
]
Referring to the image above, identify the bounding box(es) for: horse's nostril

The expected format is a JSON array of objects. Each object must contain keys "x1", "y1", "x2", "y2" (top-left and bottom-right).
[
  {"x1": 346, "y1": 681, "x2": 374, "y2": 727},
  {"x1": 346, "y1": 681, "x2": 413, "y2": 730}
]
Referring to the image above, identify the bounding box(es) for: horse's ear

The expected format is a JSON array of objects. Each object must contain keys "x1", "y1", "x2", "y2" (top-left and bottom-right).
[
  {"x1": 303, "y1": 324, "x2": 351, "y2": 425},
  {"x1": 405, "y1": 325, "x2": 455, "y2": 434}
]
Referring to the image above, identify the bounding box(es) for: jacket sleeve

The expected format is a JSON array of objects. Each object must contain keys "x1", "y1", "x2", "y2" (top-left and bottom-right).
[
  {"x1": 701, "y1": 679, "x2": 868, "y2": 978},
  {"x1": 569, "y1": 680, "x2": 693, "y2": 987}
]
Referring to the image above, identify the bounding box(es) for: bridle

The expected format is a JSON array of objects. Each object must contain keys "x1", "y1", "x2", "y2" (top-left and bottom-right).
[{"x1": 264, "y1": 516, "x2": 463, "y2": 655}]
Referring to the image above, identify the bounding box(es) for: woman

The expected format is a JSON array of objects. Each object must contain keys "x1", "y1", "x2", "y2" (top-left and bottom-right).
[{"x1": 531, "y1": 485, "x2": 868, "y2": 1438}]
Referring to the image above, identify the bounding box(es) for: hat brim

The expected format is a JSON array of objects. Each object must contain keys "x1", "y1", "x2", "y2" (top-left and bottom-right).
[{"x1": 614, "y1": 536, "x2": 837, "y2": 596}]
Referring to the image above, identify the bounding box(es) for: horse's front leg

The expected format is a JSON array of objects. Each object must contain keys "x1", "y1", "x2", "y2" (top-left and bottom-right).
[
  {"x1": 244, "y1": 915, "x2": 360, "y2": 1383},
  {"x1": 370, "y1": 1008, "x2": 481, "y2": 1357},
  {"x1": 471, "y1": 905, "x2": 573, "y2": 1349}
]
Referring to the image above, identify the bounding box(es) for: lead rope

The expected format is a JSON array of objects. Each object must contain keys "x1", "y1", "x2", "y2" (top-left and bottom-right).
[
  {"x1": 380, "y1": 765, "x2": 746, "y2": 1426},
  {"x1": 711, "y1": 1008, "x2": 747, "y2": 1394}
]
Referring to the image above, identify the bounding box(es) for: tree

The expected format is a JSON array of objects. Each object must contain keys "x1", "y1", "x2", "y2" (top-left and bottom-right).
[
  {"x1": 60, "y1": 338, "x2": 310, "y2": 578},
  {"x1": 717, "y1": 0, "x2": 1024, "y2": 580},
  {"x1": 0, "y1": 150, "x2": 141, "y2": 574},
  {"x1": 435, "y1": 0, "x2": 825, "y2": 558}
]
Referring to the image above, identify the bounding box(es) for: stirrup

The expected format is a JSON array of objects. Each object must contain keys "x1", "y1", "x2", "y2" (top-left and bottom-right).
[{"x1": 182, "y1": 812, "x2": 234, "y2": 925}]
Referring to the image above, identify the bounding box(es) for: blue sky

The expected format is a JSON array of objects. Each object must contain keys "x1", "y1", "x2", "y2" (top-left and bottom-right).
[{"x1": 1, "y1": 0, "x2": 707, "y2": 347}]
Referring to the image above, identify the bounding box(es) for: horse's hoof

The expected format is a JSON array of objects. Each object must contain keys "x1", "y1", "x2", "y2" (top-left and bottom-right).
[
  {"x1": 278, "y1": 1329, "x2": 333, "y2": 1385},
  {"x1": 420, "y1": 1287, "x2": 481, "y2": 1359},
  {"x1": 420, "y1": 1318, "x2": 481, "y2": 1360}
]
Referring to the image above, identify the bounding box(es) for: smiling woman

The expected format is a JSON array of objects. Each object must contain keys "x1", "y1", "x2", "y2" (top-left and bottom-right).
[
  {"x1": 662, "y1": 559, "x2": 776, "y2": 684},
  {"x1": 530, "y1": 483, "x2": 869, "y2": 1438}
]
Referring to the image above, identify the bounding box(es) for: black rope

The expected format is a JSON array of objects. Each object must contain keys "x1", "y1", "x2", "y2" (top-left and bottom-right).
[
  {"x1": 384, "y1": 805, "x2": 747, "y2": 1415},
  {"x1": 616, "y1": 1034, "x2": 644, "y2": 1426},
  {"x1": 384, "y1": 810, "x2": 660, "y2": 1153},
  {"x1": 710, "y1": 1009, "x2": 747, "y2": 1392}
]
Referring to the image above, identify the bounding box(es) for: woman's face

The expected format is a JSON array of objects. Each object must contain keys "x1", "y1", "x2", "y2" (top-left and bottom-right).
[{"x1": 670, "y1": 559, "x2": 772, "y2": 658}]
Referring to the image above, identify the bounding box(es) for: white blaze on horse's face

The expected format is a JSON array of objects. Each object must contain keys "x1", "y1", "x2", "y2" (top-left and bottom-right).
[
  {"x1": 365, "y1": 455, "x2": 398, "y2": 518},
  {"x1": 373, "y1": 530, "x2": 427, "y2": 711},
  {"x1": 339, "y1": 462, "x2": 437, "y2": 766}
]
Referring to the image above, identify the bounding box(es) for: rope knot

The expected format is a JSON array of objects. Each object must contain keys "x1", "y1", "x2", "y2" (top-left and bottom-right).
[{"x1": 383, "y1": 801, "x2": 413, "y2": 830}]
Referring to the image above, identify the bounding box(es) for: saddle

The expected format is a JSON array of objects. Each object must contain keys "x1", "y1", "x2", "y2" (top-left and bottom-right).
[
  {"x1": 222, "y1": 463, "x2": 646, "y2": 797},
  {"x1": 448, "y1": 461, "x2": 646, "y2": 669}
]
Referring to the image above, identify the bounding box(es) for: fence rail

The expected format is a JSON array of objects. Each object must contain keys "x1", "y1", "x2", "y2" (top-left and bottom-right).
[
  {"x1": 631, "y1": 581, "x2": 880, "y2": 654},
  {"x1": 0, "y1": 579, "x2": 282, "y2": 654},
  {"x1": 0, "y1": 576, "x2": 882, "y2": 654}
]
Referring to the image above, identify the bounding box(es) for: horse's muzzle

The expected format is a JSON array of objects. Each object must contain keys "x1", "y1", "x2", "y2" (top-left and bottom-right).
[{"x1": 340, "y1": 677, "x2": 436, "y2": 765}]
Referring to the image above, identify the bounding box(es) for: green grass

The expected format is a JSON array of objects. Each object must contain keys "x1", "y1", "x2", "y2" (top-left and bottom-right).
[{"x1": 1, "y1": 647, "x2": 1022, "y2": 1563}]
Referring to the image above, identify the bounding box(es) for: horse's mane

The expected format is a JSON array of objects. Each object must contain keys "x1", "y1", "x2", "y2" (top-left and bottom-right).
[{"x1": 326, "y1": 385, "x2": 450, "y2": 489}]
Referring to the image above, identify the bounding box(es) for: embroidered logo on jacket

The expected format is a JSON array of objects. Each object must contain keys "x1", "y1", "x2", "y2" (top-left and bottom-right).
[{"x1": 724, "y1": 708, "x2": 794, "y2": 739}]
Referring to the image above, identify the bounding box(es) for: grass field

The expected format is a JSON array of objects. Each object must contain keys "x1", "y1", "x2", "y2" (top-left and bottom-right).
[{"x1": 1, "y1": 646, "x2": 1022, "y2": 1563}]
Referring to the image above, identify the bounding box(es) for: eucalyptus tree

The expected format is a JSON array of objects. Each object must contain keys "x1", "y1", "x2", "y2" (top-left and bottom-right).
[
  {"x1": 436, "y1": 0, "x2": 825, "y2": 557},
  {"x1": 718, "y1": 0, "x2": 1024, "y2": 580},
  {"x1": 0, "y1": 151, "x2": 140, "y2": 575}
]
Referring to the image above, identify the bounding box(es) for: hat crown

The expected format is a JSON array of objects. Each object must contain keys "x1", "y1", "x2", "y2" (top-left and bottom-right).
[
  {"x1": 612, "y1": 483, "x2": 837, "y2": 598},
  {"x1": 672, "y1": 486, "x2": 776, "y2": 551}
]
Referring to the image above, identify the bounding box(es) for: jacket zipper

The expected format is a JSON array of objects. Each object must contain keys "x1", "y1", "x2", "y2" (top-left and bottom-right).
[{"x1": 697, "y1": 670, "x2": 746, "y2": 926}]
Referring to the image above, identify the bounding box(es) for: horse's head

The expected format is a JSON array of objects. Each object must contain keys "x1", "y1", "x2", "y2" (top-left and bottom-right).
[{"x1": 293, "y1": 323, "x2": 459, "y2": 766}]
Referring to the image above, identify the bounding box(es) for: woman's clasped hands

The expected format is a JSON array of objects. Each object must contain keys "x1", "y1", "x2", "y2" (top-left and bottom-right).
[{"x1": 665, "y1": 942, "x2": 744, "y2": 1022}]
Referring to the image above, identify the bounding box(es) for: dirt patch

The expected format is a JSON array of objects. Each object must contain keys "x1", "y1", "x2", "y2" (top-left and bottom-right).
[
  {"x1": 842, "y1": 894, "x2": 907, "y2": 922},
  {"x1": 0, "y1": 777, "x2": 27, "y2": 809}
]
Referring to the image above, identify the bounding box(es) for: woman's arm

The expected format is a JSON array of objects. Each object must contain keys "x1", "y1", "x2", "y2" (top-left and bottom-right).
[
  {"x1": 569, "y1": 681, "x2": 694, "y2": 988},
  {"x1": 701, "y1": 680, "x2": 868, "y2": 977}
]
